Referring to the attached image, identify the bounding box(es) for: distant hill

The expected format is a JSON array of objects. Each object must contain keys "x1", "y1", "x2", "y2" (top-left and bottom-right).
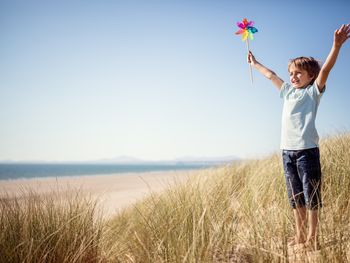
[{"x1": 91, "y1": 155, "x2": 239, "y2": 165}]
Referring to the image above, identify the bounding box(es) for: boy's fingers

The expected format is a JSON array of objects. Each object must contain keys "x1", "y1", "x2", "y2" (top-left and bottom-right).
[
  {"x1": 336, "y1": 24, "x2": 349, "y2": 35},
  {"x1": 341, "y1": 24, "x2": 350, "y2": 33},
  {"x1": 337, "y1": 24, "x2": 346, "y2": 34},
  {"x1": 346, "y1": 24, "x2": 350, "y2": 33}
]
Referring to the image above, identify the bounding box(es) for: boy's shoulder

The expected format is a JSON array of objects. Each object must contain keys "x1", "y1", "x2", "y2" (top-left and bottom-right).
[
  {"x1": 307, "y1": 82, "x2": 326, "y2": 98},
  {"x1": 280, "y1": 82, "x2": 294, "y2": 99}
]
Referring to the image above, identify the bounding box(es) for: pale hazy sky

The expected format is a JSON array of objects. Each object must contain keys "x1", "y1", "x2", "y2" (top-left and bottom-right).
[{"x1": 1, "y1": 0, "x2": 349, "y2": 162}]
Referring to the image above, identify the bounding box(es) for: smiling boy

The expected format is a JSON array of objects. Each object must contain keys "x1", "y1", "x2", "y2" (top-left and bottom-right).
[{"x1": 247, "y1": 24, "x2": 350, "y2": 250}]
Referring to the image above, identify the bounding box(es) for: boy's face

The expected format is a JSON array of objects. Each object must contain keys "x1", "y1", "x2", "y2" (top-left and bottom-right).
[{"x1": 289, "y1": 64, "x2": 314, "y2": 89}]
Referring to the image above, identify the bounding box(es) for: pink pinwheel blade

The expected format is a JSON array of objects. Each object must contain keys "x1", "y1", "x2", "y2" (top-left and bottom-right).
[{"x1": 237, "y1": 22, "x2": 245, "y2": 29}]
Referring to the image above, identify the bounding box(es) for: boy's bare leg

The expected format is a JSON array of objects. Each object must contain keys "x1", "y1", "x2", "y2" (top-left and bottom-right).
[
  {"x1": 292, "y1": 206, "x2": 307, "y2": 244},
  {"x1": 306, "y1": 209, "x2": 319, "y2": 249}
]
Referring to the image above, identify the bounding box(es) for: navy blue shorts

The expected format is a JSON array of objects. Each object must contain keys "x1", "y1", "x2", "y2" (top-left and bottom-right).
[{"x1": 282, "y1": 147, "x2": 322, "y2": 210}]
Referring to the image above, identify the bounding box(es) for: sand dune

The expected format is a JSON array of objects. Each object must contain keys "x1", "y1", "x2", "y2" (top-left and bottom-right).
[{"x1": 0, "y1": 170, "x2": 194, "y2": 217}]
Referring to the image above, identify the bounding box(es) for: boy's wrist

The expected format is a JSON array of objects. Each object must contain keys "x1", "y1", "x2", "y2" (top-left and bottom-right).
[
  {"x1": 333, "y1": 41, "x2": 343, "y2": 49},
  {"x1": 252, "y1": 61, "x2": 260, "y2": 68}
]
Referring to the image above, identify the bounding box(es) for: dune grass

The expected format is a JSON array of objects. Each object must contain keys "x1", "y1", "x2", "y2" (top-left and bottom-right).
[
  {"x1": 0, "y1": 133, "x2": 349, "y2": 262},
  {"x1": 0, "y1": 189, "x2": 105, "y2": 263},
  {"x1": 105, "y1": 133, "x2": 350, "y2": 262}
]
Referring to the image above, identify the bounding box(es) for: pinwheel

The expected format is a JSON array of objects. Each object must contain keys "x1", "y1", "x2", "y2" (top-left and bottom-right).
[{"x1": 235, "y1": 18, "x2": 258, "y2": 84}]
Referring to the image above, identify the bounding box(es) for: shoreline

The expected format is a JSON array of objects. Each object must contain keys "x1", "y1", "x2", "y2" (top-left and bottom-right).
[
  {"x1": 0, "y1": 167, "x2": 200, "y2": 182},
  {"x1": 0, "y1": 163, "x2": 212, "y2": 181},
  {"x1": 0, "y1": 169, "x2": 201, "y2": 217}
]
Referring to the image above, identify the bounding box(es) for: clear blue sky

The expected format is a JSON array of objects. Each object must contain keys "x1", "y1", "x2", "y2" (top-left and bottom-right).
[{"x1": 1, "y1": 0, "x2": 349, "y2": 162}]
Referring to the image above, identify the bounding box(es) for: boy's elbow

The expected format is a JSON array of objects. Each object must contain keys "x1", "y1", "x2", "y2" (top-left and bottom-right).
[{"x1": 266, "y1": 71, "x2": 276, "y2": 80}]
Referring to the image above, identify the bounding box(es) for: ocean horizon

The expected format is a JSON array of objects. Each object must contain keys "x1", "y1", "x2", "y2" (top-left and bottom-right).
[{"x1": 0, "y1": 163, "x2": 213, "y2": 181}]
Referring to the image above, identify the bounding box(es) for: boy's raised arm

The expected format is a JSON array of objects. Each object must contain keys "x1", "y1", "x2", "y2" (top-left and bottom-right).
[
  {"x1": 316, "y1": 24, "x2": 350, "y2": 91},
  {"x1": 248, "y1": 51, "x2": 284, "y2": 90}
]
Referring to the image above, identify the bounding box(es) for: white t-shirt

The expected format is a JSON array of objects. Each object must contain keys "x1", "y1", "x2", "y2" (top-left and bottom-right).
[{"x1": 280, "y1": 82, "x2": 324, "y2": 150}]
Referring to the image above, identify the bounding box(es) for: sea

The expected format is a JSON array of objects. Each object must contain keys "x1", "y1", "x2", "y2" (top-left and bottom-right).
[{"x1": 0, "y1": 163, "x2": 211, "y2": 181}]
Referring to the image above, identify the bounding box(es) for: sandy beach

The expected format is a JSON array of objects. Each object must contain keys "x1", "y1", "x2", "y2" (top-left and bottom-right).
[{"x1": 0, "y1": 170, "x2": 195, "y2": 217}]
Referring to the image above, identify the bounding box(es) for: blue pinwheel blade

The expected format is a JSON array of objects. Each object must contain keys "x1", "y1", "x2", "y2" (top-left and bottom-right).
[{"x1": 247, "y1": 26, "x2": 258, "y2": 33}]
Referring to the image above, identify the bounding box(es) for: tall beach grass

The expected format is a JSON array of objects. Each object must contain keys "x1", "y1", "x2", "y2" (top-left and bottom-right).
[
  {"x1": 0, "y1": 189, "x2": 105, "y2": 263},
  {"x1": 105, "y1": 133, "x2": 350, "y2": 262}
]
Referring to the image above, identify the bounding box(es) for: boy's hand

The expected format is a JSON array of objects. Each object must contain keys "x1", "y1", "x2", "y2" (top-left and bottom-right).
[
  {"x1": 247, "y1": 51, "x2": 257, "y2": 66},
  {"x1": 316, "y1": 23, "x2": 349, "y2": 91},
  {"x1": 334, "y1": 24, "x2": 350, "y2": 48}
]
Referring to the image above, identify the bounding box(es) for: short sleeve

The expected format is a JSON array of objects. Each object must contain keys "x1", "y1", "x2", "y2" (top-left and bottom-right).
[
  {"x1": 279, "y1": 82, "x2": 291, "y2": 99},
  {"x1": 311, "y1": 82, "x2": 326, "y2": 98}
]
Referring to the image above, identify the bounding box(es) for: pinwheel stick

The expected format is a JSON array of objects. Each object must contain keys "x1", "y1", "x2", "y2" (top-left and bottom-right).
[
  {"x1": 235, "y1": 18, "x2": 258, "y2": 85},
  {"x1": 246, "y1": 38, "x2": 253, "y2": 85}
]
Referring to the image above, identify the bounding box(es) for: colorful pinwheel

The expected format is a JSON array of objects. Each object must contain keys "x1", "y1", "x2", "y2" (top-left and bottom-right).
[
  {"x1": 235, "y1": 18, "x2": 258, "y2": 41},
  {"x1": 235, "y1": 18, "x2": 258, "y2": 85}
]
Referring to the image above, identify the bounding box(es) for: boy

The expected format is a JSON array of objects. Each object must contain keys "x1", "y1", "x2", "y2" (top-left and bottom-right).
[{"x1": 247, "y1": 24, "x2": 350, "y2": 250}]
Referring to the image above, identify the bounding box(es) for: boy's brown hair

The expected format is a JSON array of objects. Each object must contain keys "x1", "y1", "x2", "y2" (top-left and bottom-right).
[{"x1": 288, "y1": 57, "x2": 321, "y2": 84}]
